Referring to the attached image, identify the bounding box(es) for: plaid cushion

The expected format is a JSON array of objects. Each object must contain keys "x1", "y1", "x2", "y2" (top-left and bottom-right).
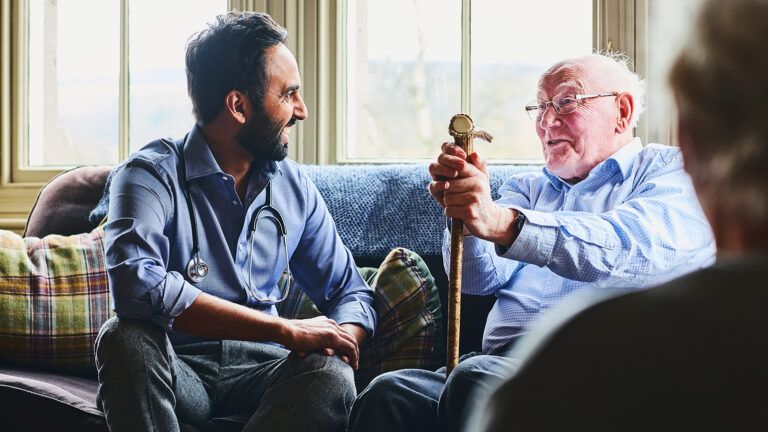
[
  {"x1": 278, "y1": 247, "x2": 444, "y2": 389},
  {"x1": 0, "y1": 227, "x2": 111, "y2": 377}
]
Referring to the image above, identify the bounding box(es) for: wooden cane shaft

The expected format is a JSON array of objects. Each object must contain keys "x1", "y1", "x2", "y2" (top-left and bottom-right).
[
  {"x1": 446, "y1": 135, "x2": 473, "y2": 374},
  {"x1": 447, "y1": 221, "x2": 464, "y2": 373}
]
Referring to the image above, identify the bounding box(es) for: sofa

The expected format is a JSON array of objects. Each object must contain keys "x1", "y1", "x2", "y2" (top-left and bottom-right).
[{"x1": 0, "y1": 162, "x2": 537, "y2": 431}]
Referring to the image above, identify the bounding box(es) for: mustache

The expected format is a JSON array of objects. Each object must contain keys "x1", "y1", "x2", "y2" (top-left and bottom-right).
[{"x1": 286, "y1": 118, "x2": 298, "y2": 128}]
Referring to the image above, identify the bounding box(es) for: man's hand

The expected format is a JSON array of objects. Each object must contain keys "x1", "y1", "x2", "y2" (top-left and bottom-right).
[
  {"x1": 335, "y1": 323, "x2": 367, "y2": 366},
  {"x1": 340, "y1": 323, "x2": 367, "y2": 345},
  {"x1": 283, "y1": 316, "x2": 361, "y2": 369},
  {"x1": 428, "y1": 143, "x2": 518, "y2": 246},
  {"x1": 297, "y1": 323, "x2": 366, "y2": 367}
]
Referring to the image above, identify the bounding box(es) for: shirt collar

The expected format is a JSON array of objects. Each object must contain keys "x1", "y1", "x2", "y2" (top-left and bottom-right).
[
  {"x1": 183, "y1": 124, "x2": 224, "y2": 180},
  {"x1": 182, "y1": 124, "x2": 280, "y2": 181},
  {"x1": 609, "y1": 137, "x2": 643, "y2": 179},
  {"x1": 542, "y1": 137, "x2": 643, "y2": 190}
]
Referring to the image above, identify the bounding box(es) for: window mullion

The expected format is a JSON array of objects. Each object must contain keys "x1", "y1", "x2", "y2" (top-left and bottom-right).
[
  {"x1": 118, "y1": 0, "x2": 129, "y2": 162},
  {"x1": 3, "y1": 0, "x2": 16, "y2": 185},
  {"x1": 461, "y1": 0, "x2": 471, "y2": 115},
  {"x1": 15, "y1": 0, "x2": 28, "y2": 175}
]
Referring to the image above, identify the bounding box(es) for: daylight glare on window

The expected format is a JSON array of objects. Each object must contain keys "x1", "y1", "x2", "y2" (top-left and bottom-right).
[
  {"x1": 346, "y1": 0, "x2": 460, "y2": 161},
  {"x1": 129, "y1": 0, "x2": 227, "y2": 154},
  {"x1": 28, "y1": 0, "x2": 119, "y2": 166},
  {"x1": 472, "y1": 0, "x2": 593, "y2": 160},
  {"x1": 346, "y1": 0, "x2": 593, "y2": 162}
]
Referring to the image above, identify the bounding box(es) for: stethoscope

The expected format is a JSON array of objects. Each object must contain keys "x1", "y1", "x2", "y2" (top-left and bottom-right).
[{"x1": 165, "y1": 137, "x2": 293, "y2": 304}]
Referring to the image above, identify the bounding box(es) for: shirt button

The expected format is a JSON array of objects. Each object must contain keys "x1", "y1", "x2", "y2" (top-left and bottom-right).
[
  {"x1": 221, "y1": 175, "x2": 228, "y2": 182},
  {"x1": 232, "y1": 200, "x2": 238, "y2": 205}
]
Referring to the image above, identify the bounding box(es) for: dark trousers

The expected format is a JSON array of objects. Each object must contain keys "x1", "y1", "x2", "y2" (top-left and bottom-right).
[{"x1": 347, "y1": 353, "x2": 516, "y2": 432}]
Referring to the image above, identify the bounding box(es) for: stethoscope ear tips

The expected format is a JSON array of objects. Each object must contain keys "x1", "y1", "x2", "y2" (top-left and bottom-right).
[{"x1": 186, "y1": 254, "x2": 209, "y2": 283}]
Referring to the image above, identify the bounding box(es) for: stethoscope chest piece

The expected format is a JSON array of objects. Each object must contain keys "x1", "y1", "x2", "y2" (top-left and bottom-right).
[{"x1": 187, "y1": 253, "x2": 209, "y2": 283}]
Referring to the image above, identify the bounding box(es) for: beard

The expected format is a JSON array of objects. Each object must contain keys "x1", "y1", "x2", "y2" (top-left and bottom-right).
[{"x1": 236, "y1": 109, "x2": 291, "y2": 162}]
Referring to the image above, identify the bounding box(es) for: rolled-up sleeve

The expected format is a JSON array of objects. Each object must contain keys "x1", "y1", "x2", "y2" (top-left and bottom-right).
[
  {"x1": 105, "y1": 163, "x2": 201, "y2": 329},
  {"x1": 290, "y1": 176, "x2": 377, "y2": 336}
]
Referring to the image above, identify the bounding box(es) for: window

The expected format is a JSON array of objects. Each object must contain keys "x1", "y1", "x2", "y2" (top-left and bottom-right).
[
  {"x1": 26, "y1": 0, "x2": 120, "y2": 167},
  {"x1": 19, "y1": 0, "x2": 227, "y2": 176},
  {"x1": 343, "y1": 0, "x2": 594, "y2": 162},
  {"x1": 0, "y1": 0, "x2": 640, "y2": 231}
]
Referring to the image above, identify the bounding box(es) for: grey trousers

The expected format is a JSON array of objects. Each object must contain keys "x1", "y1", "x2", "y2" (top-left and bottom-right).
[{"x1": 95, "y1": 317, "x2": 356, "y2": 432}]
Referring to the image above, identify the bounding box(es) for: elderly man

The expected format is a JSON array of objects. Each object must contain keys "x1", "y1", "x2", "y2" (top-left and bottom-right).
[
  {"x1": 346, "y1": 52, "x2": 715, "y2": 432},
  {"x1": 467, "y1": 0, "x2": 768, "y2": 430}
]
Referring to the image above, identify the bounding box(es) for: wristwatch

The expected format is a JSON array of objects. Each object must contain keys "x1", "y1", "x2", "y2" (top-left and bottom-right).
[
  {"x1": 514, "y1": 211, "x2": 526, "y2": 234},
  {"x1": 495, "y1": 210, "x2": 526, "y2": 255}
]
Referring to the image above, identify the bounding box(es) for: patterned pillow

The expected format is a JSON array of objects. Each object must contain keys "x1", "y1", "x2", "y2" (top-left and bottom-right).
[
  {"x1": 278, "y1": 247, "x2": 444, "y2": 389},
  {"x1": 0, "y1": 227, "x2": 111, "y2": 378}
]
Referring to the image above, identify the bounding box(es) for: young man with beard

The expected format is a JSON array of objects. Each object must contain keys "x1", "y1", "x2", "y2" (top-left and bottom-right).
[{"x1": 95, "y1": 12, "x2": 374, "y2": 432}]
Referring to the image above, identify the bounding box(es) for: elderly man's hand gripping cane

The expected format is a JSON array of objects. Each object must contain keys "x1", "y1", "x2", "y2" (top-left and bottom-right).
[{"x1": 429, "y1": 114, "x2": 493, "y2": 374}]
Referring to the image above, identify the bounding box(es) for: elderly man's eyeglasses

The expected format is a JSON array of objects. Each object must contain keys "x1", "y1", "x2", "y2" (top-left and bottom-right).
[{"x1": 524, "y1": 92, "x2": 618, "y2": 120}]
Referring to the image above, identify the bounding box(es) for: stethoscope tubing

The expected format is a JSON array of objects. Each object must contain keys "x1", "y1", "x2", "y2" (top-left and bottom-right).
[{"x1": 163, "y1": 137, "x2": 292, "y2": 304}]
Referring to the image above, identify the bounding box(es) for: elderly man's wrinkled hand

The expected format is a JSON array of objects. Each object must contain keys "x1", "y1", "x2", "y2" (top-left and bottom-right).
[
  {"x1": 428, "y1": 143, "x2": 514, "y2": 242},
  {"x1": 428, "y1": 142, "x2": 468, "y2": 207}
]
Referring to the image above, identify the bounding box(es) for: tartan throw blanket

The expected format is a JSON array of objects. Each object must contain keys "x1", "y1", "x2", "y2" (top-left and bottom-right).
[{"x1": 0, "y1": 229, "x2": 443, "y2": 385}]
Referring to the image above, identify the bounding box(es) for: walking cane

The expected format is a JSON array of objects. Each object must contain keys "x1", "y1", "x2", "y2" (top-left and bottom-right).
[{"x1": 446, "y1": 114, "x2": 493, "y2": 374}]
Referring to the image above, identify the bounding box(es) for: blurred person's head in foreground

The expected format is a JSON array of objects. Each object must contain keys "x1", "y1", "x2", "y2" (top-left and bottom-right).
[{"x1": 670, "y1": 0, "x2": 768, "y2": 253}]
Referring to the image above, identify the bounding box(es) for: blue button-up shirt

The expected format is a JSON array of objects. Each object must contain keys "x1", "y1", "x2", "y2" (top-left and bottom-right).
[
  {"x1": 105, "y1": 126, "x2": 376, "y2": 345},
  {"x1": 443, "y1": 139, "x2": 716, "y2": 354}
]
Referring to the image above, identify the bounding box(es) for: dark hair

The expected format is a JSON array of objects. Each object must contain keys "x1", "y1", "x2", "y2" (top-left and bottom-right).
[{"x1": 185, "y1": 12, "x2": 288, "y2": 125}]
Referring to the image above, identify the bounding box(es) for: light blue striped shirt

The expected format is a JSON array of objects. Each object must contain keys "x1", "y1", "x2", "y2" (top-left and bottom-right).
[{"x1": 442, "y1": 138, "x2": 716, "y2": 354}]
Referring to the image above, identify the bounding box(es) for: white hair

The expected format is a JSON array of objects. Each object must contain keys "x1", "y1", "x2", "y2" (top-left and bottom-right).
[
  {"x1": 593, "y1": 51, "x2": 646, "y2": 128},
  {"x1": 542, "y1": 52, "x2": 647, "y2": 129}
]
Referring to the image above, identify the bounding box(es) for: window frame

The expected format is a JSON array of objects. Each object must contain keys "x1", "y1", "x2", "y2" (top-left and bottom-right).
[
  {"x1": 8, "y1": 0, "x2": 131, "y2": 184},
  {"x1": 0, "y1": 0, "x2": 648, "y2": 231}
]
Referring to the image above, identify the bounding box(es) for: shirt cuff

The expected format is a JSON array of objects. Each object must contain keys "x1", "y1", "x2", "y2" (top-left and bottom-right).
[
  {"x1": 442, "y1": 229, "x2": 494, "y2": 257},
  {"x1": 498, "y1": 208, "x2": 558, "y2": 267},
  {"x1": 329, "y1": 300, "x2": 377, "y2": 337},
  {"x1": 462, "y1": 235, "x2": 495, "y2": 256},
  {"x1": 152, "y1": 270, "x2": 203, "y2": 330}
]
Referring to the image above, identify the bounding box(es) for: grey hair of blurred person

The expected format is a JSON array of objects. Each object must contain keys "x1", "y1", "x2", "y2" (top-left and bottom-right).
[{"x1": 670, "y1": 0, "x2": 768, "y2": 242}]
